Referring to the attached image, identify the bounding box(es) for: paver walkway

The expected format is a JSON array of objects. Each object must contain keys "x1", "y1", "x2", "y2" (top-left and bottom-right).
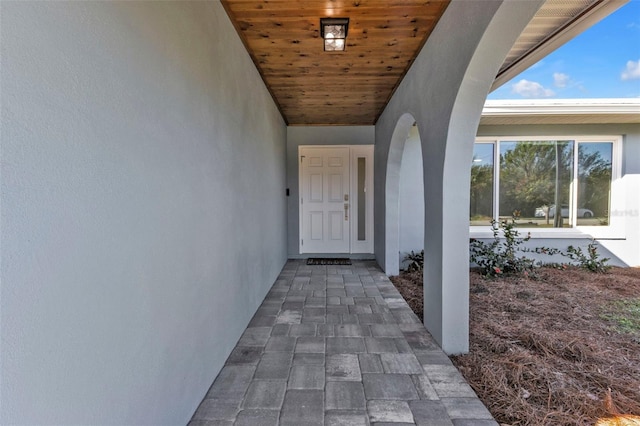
[{"x1": 189, "y1": 260, "x2": 496, "y2": 426}]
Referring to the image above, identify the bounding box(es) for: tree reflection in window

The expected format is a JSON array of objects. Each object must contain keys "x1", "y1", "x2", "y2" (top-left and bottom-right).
[
  {"x1": 577, "y1": 142, "x2": 612, "y2": 226},
  {"x1": 470, "y1": 144, "x2": 494, "y2": 226},
  {"x1": 500, "y1": 140, "x2": 573, "y2": 227},
  {"x1": 470, "y1": 139, "x2": 614, "y2": 228}
]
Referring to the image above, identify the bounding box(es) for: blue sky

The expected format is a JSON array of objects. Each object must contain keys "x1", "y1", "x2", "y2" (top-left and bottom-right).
[{"x1": 489, "y1": 1, "x2": 640, "y2": 100}]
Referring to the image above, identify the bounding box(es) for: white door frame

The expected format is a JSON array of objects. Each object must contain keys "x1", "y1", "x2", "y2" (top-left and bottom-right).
[{"x1": 299, "y1": 145, "x2": 374, "y2": 254}]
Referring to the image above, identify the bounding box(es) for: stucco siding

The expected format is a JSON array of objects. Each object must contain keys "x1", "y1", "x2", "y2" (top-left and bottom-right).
[{"x1": 1, "y1": 2, "x2": 287, "y2": 424}]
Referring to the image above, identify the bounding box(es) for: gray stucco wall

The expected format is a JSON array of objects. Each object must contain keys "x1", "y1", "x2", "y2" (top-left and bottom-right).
[
  {"x1": 1, "y1": 2, "x2": 287, "y2": 425},
  {"x1": 286, "y1": 126, "x2": 375, "y2": 257},
  {"x1": 399, "y1": 126, "x2": 424, "y2": 267},
  {"x1": 477, "y1": 123, "x2": 640, "y2": 267}
]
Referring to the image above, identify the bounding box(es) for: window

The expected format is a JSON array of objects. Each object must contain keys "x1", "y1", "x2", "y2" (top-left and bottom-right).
[{"x1": 470, "y1": 137, "x2": 619, "y2": 231}]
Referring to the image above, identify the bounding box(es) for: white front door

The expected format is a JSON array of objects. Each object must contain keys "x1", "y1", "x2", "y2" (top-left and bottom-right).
[
  {"x1": 299, "y1": 145, "x2": 374, "y2": 254},
  {"x1": 300, "y1": 147, "x2": 351, "y2": 253}
]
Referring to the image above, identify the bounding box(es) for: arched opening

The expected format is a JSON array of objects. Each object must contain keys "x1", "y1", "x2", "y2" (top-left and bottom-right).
[
  {"x1": 398, "y1": 124, "x2": 424, "y2": 271},
  {"x1": 384, "y1": 112, "x2": 417, "y2": 276}
]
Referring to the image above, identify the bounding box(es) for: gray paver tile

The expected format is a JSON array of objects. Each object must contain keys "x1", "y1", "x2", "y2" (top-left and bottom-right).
[
  {"x1": 326, "y1": 306, "x2": 348, "y2": 315},
  {"x1": 364, "y1": 337, "x2": 398, "y2": 354},
  {"x1": 348, "y1": 304, "x2": 373, "y2": 314},
  {"x1": 326, "y1": 337, "x2": 366, "y2": 354},
  {"x1": 433, "y1": 381, "x2": 478, "y2": 398},
  {"x1": 415, "y1": 350, "x2": 454, "y2": 366},
  {"x1": 238, "y1": 327, "x2": 271, "y2": 346},
  {"x1": 205, "y1": 365, "x2": 255, "y2": 400},
  {"x1": 289, "y1": 323, "x2": 317, "y2": 336},
  {"x1": 326, "y1": 354, "x2": 361, "y2": 381},
  {"x1": 357, "y1": 313, "x2": 385, "y2": 324},
  {"x1": 325, "y1": 381, "x2": 366, "y2": 410},
  {"x1": 354, "y1": 297, "x2": 377, "y2": 305},
  {"x1": 422, "y1": 365, "x2": 467, "y2": 384},
  {"x1": 288, "y1": 365, "x2": 325, "y2": 389},
  {"x1": 403, "y1": 330, "x2": 440, "y2": 351},
  {"x1": 254, "y1": 352, "x2": 293, "y2": 380},
  {"x1": 369, "y1": 324, "x2": 404, "y2": 337},
  {"x1": 380, "y1": 353, "x2": 424, "y2": 374},
  {"x1": 340, "y1": 314, "x2": 359, "y2": 324},
  {"x1": 234, "y1": 409, "x2": 279, "y2": 426},
  {"x1": 271, "y1": 323, "x2": 291, "y2": 336},
  {"x1": 249, "y1": 315, "x2": 277, "y2": 327},
  {"x1": 340, "y1": 297, "x2": 355, "y2": 305},
  {"x1": 281, "y1": 390, "x2": 324, "y2": 426},
  {"x1": 409, "y1": 400, "x2": 454, "y2": 426},
  {"x1": 411, "y1": 374, "x2": 439, "y2": 400},
  {"x1": 335, "y1": 324, "x2": 370, "y2": 337},
  {"x1": 191, "y1": 399, "x2": 240, "y2": 421},
  {"x1": 243, "y1": 380, "x2": 286, "y2": 409},
  {"x1": 304, "y1": 307, "x2": 326, "y2": 317},
  {"x1": 324, "y1": 410, "x2": 368, "y2": 426},
  {"x1": 327, "y1": 296, "x2": 341, "y2": 305},
  {"x1": 317, "y1": 324, "x2": 335, "y2": 337},
  {"x1": 362, "y1": 374, "x2": 419, "y2": 400},
  {"x1": 306, "y1": 297, "x2": 326, "y2": 307},
  {"x1": 282, "y1": 301, "x2": 304, "y2": 310},
  {"x1": 441, "y1": 398, "x2": 494, "y2": 419},
  {"x1": 293, "y1": 352, "x2": 325, "y2": 365},
  {"x1": 296, "y1": 336, "x2": 325, "y2": 353},
  {"x1": 276, "y1": 310, "x2": 302, "y2": 324},
  {"x1": 392, "y1": 309, "x2": 422, "y2": 324},
  {"x1": 265, "y1": 336, "x2": 296, "y2": 352},
  {"x1": 358, "y1": 353, "x2": 383, "y2": 373},
  {"x1": 302, "y1": 315, "x2": 326, "y2": 324},
  {"x1": 393, "y1": 338, "x2": 413, "y2": 354},
  {"x1": 367, "y1": 400, "x2": 414, "y2": 423}
]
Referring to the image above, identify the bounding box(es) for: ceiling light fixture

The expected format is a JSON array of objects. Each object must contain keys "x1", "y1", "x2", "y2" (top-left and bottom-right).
[{"x1": 320, "y1": 17, "x2": 349, "y2": 52}]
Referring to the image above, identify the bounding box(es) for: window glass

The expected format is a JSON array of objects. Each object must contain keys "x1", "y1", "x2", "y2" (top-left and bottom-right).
[
  {"x1": 499, "y1": 140, "x2": 574, "y2": 228},
  {"x1": 470, "y1": 144, "x2": 494, "y2": 226},
  {"x1": 577, "y1": 142, "x2": 612, "y2": 226},
  {"x1": 357, "y1": 157, "x2": 366, "y2": 240}
]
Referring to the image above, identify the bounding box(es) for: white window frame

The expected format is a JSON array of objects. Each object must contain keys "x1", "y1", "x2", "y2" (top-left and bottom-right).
[{"x1": 470, "y1": 135, "x2": 624, "y2": 240}]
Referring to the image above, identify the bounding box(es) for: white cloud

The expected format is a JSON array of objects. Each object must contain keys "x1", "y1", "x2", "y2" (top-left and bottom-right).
[
  {"x1": 621, "y1": 59, "x2": 640, "y2": 81},
  {"x1": 553, "y1": 72, "x2": 570, "y2": 88},
  {"x1": 510, "y1": 79, "x2": 555, "y2": 98}
]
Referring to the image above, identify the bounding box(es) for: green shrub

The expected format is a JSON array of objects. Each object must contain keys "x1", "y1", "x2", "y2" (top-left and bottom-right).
[
  {"x1": 469, "y1": 216, "x2": 535, "y2": 277},
  {"x1": 403, "y1": 250, "x2": 424, "y2": 272},
  {"x1": 565, "y1": 239, "x2": 610, "y2": 273}
]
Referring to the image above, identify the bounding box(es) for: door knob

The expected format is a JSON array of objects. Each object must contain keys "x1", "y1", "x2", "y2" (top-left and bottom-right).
[{"x1": 344, "y1": 203, "x2": 349, "y2": 220}]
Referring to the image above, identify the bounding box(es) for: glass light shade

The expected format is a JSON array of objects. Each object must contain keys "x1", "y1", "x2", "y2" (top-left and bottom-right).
[{"x1": 321, "y1": 18, "x2": 349, "y2": 51}]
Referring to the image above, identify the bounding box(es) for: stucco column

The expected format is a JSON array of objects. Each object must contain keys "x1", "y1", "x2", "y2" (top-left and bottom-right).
[{"x1": 375, "y1": 0, "x2": 544, "y2": 354}]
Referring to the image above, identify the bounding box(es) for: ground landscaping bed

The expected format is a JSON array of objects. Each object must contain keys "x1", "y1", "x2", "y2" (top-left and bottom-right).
[{"x1": 390, "y1": 267, "x2": 640, "y2": 425}]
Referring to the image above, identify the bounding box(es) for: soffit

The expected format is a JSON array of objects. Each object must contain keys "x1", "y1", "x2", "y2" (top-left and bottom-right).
[
  {"x1": 222, "y1": 0, "x2": 627, "y2": 126},
  {"x1": 222, "y1": 0, "x2": 449, "y2": 125}
]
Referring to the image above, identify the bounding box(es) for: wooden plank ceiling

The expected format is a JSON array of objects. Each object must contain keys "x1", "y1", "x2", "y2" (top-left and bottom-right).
[{"x1": 222, "y1": 0, "x2": 450, "y2": 125}]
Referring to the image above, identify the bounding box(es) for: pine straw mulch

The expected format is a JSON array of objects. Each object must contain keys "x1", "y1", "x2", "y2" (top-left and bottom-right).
[{"x1": 390, "y1": 267, "x2": 640, "y2": 426}]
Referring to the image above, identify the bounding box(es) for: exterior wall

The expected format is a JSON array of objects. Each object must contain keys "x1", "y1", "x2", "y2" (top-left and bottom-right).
[
  {"x1": 374, "y1": 0, "x2": 544, "y2": 354},
  {"x1": 1, "y1": 2, "x2": 287, "y2": 425},
  {"x1": 286, "y1": 126, "x2": 375, "y2": 257},
  {"x1": 477, "y1": 123, "x2": 640, "y2": 267},
  {"x1": 399, "y1": 126, "x2": 424, "y2": 267}
]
